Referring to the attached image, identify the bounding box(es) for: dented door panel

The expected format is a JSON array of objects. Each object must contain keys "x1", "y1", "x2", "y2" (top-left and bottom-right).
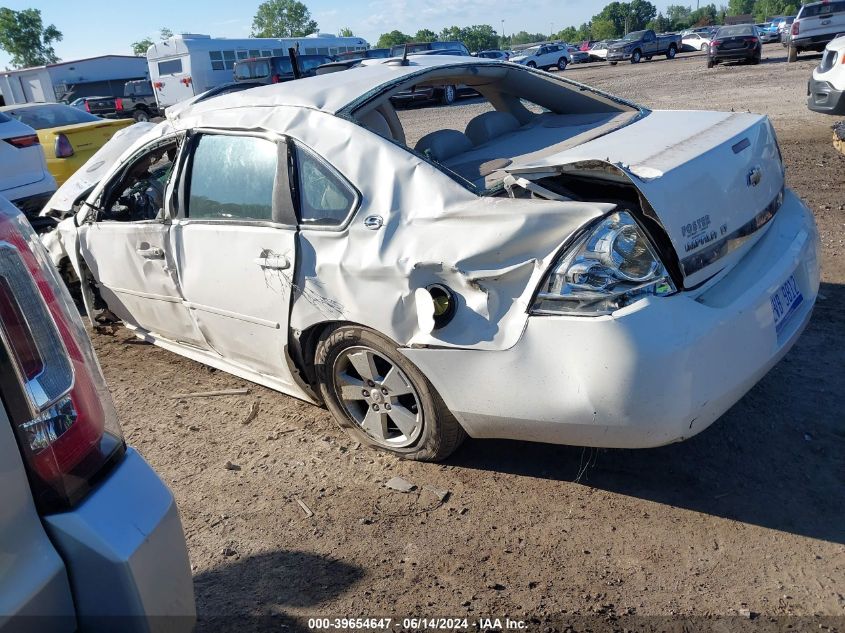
[
  {"x1": 78, "y1": 221, "x2": 207, "y2": 346},
  {"x1": 171, "y1": 222, "x2": 298, "y2": 387}
]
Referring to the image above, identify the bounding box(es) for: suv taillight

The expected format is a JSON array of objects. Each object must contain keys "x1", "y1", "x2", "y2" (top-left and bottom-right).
[
  {"x1": 115, "y1": 97, "x2": 123, "y2": 111},
  {"x1": 4, "y1": 134, "x2": 40, "y2": 149},
  {"x1": 792, "y1": 21, "x2": 799, "y2": 36},
  {"x1": 0, "y1": 200, "x2": 124, "y2": 512}
]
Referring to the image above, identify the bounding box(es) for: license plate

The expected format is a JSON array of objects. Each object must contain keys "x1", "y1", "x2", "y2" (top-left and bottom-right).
[{"x1": 770, "y1": 274, "x2": 803, "y2": 335}]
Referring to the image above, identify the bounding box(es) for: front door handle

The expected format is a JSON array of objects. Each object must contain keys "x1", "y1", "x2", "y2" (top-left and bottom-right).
[
  {"x1": 136, "y1": 246, "x2": 165, "y2": 259},
  {"x1": 254, "y1": 255, "x2": 290, "y2": 270}
]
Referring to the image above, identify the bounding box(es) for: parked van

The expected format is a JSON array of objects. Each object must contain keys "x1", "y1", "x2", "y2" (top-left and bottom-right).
[{"x1": 147, "y1": 33, "x2": 369, "y2": 109}]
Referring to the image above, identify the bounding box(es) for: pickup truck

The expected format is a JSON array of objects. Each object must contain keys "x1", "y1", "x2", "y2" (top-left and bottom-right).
[
  {"x1": 606, "y1": 30, "x2": 682, "y2": 64},
  {"x1": 84, "y1": 81, "x2": 160, "y2": 122}
]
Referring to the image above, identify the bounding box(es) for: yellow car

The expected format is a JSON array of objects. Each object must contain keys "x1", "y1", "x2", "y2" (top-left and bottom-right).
[{"x1": 0, "y1": 103, "x2": 134, "y2": 186}]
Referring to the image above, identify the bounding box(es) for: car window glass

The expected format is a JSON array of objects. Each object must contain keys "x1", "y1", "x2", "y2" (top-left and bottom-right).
[
  {"x1": 100, "y1": 141, "x2": 178, "y2": 222},
  {"x1": 188, "y1": 135, "x2": 277, "y2": 221},
  {"x1": 295, "y1": 146, "x2": 356, "y2": 226},
  {"x1": 5, "y1": 104, "x2": 98, "y2": 130}
]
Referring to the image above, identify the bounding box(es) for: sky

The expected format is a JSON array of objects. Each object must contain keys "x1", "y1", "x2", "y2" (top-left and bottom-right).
[{"x1": 0, "y1": 0, "x2": 682, "y2": 69}]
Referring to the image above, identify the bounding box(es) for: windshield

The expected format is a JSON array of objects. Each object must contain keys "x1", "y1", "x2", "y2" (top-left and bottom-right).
[
  {"x1": 3, "y1": 104, "x2": 100, "y2": 130},
  {"x1": 622, "y1": 31, "x2": 646, "y2": 41},
  {"x1": 521, "y1": 47, "x2": 541, "y2": 55}
]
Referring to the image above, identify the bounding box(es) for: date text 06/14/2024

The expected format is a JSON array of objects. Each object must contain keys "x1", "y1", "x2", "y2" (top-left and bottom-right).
[{"x1": 306, "y1": 617, "x2": 528, "y2": 630}]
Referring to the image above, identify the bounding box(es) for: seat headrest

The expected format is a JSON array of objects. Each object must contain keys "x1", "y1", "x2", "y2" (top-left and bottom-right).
[
  {"x1": 465, "y1": 111, "x2": 520, "y2": 146},
  {"x1": 414, "y1": 129, "x2": 473, "y2": 162},
  {"x1": 359, "y1": 110, "x2": 392, "y2": 139}
]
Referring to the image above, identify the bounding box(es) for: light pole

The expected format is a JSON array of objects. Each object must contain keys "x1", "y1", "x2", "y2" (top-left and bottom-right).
[{"x1": 501, "y1": 19, "x2": 505, "y2": 48}]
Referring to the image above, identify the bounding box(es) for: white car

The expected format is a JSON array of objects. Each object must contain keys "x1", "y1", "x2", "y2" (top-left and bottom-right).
[
  {"x1": 43, "y1": 55, "x2": 820, "y2": 462},
  {"x1": 808, "y1": 35, "x2": 845, "y2": 114},
  {"x1": 682, "y1": 32, "x2": 712, "y2": 52},
  {"x1": 0, "y1": 110, "x2": 56, "y2": 227},
  {"x1": 510, "y1": 43, "x2": 571, "y2": 70},
  {"x1": 589, "y1": 40, "x2": 615, "y2": 60}
]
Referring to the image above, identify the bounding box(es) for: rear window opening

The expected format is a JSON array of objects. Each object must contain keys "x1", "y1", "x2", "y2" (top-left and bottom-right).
[{"x1": 348, "y1": 63, "x2": 642, "y2": 195}]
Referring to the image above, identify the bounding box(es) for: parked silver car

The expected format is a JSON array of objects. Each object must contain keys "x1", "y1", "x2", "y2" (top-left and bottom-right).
[{"x1": 0, "y1": 194, "x2": 195, "y2": 631}]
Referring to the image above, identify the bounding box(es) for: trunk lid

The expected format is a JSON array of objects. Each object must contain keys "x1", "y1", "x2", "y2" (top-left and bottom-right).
[
  {"x1": 45, "y1": 119, "x2": 134, "y2": 156},
  {"x1": 506, "y1": 110, "x2": 785, "y2": 288}
]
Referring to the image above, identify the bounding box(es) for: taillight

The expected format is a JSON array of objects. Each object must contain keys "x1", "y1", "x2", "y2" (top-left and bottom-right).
[
  {"x1": 115, "y1": 97, "x2": 123, "y2": 111},
  {"x1": 711, "y1": 40, "x2": 722, "y2": 47},
  {"x1": 0, "y1": 199, "x2": 124, "y2": 512},
  {"x1": 792, "y1": 21, "x2": 799, "y2": 36},
  {"x1": 84, "y1": 100, "x2": 91, "y2": 112},
  {"x1": 4, "y1": 134, "x2": 40, "y2": 149},
  {"x1": 54, "y1": 134, "x2": 74, "y2": 158},
  {"x1": 271, "y1": 73, "x2": 282, "y2": 83}
]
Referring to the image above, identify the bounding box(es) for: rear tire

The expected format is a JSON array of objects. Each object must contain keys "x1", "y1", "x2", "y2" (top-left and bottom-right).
[
  {"x1": 557, "y1": 57, "x2": 568, "y2": 71},
  {"x1": 315, "y1": 324, "x2": 466, "y2": 462},
  {"x1": 527, "y1": 61, "x2": 537, "y2": 68},
  {"x1": 707, "y1": 58, "x2": 714, "y2": 69},
  {"x1": 787, "y1": 45, "x2": 798, "y2": 62},
  {"x1": 645, "y1": 55, "x2": 653, "y2": 60},
  {"x1": 132, "y1": 109, "x2": 150, "y2": 123},
  {"x1": 609, "y1": 61, "x2": 618, "y2": 65},
  {"x1": 700, "y1": 43, "x2": 708, "y2": 52}
]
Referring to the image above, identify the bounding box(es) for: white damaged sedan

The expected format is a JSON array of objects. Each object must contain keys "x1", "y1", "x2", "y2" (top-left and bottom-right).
[{"x1": 42, "y1": 55, "x2": 820, "y2": 461}]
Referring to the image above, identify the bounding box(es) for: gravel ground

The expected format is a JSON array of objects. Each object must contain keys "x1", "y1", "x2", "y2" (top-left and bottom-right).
[{"x1": 91, "y1": 44, "x2": 844, "y2": 631}]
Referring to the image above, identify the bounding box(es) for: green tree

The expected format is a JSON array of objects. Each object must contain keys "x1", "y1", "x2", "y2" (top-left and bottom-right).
[
  {"x1": 443, "y1": 25, "x2": 498, "y2": 52},
  {"x1": 591, "y1": 18, "x2": 618, "y2": 40},
  {"x1": 251, "y1": 0, "x2": 318, "y2": 38},
  {"x1": 0, "y1": 8, "x2": 62, "y2": 68},
  {"x1": 509, "y1": 30, "x2": 547, "y2": 45},
  {"x1": 727, "y1": 0, "x2": 755, "y2": 15},
  {"x1": 338, "y1": 26, "x2": 353, "y2": 37},
  {"x1": 629, "y1": 0, "x2": 658, "y2": 29},
  {"x1": 646, "y1": 12, "x2": 671, "y2": 32},
  {"x1": 376, "y1": 30, "x2": 411, "y2": 49},
  {"x1": 557, "y1": 26, "x2": 578, "y2": 42},
  {"x1": 666, "y1": 3, "x2": 693, "y2": 29},
  {"x1": 131, "y1": 27, "x2": 173, "y2": 56},
  {"x1": 413, "y1": 28, "x2": 437, "y2": 42},
  {"x1": 690, "y1": 4, "x2": 719, "y2": 25}
]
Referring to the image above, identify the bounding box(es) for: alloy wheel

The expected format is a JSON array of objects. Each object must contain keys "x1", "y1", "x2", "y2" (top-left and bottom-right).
[{"x1": 332, "y1": 346, "x2": 423, "y2": 448}]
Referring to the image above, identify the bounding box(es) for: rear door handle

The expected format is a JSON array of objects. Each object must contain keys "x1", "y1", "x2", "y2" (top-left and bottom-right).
[
  {"x1": 254, "y1": 255, "x2": 290, "y2": 270},
  {"x1": 136, "y1": 246, "x2": 165, "y2": 259}
]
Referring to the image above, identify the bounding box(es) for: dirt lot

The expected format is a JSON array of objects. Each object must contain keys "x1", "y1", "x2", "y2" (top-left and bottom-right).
[{"x1": 91, "y1": 45, "x2": 844, "y2": 631}]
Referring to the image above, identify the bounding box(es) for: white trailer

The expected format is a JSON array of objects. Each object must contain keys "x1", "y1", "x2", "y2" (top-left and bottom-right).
[{"x1": 147, "y1": 33, "x2": 369, "y2": 109}]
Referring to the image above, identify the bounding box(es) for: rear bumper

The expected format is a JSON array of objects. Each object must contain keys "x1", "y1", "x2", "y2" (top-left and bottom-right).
[
  {"x1": 807, "y1": 77, "x2": 845, "y2": 114},
  {"x1": 710, "y1": 48, "x2": 758, "y2": 61},
  {"x1": 792, "y1": 35, "x2": 838, "y2": 51},
  {"x1": 44, "y1": 448, "x2": 196, "y2": 632},
  {"x1": 403, "y1": 190, "x2": 820, "y2": 448}
]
